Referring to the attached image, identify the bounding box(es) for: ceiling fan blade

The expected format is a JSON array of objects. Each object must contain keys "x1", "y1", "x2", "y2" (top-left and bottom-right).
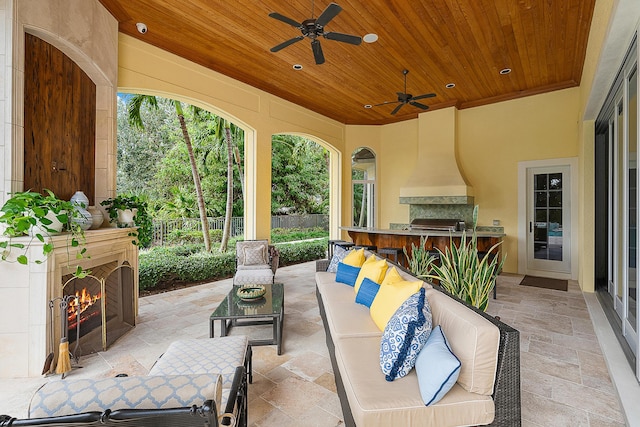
[
  {"x1": 410, "y1": 101, "x2": 430, "y2": 110},
  {"x1": 270, "y1": 36, "x2": 304, "y2": 52},
  {"x1": 324, "y1": 32, "x2": 362, "y2": 45},
  {"x1": 391, "y1": 103, "x2": 404, "y2": 115},
  {"x1": 411, "y1": 93, "x2": 436, "y2": 101},
  {"x1": 311, "y1": 39, "x2": 325, "y2": 64},
  {"x1": 268, "y1": 12, "x2": 302, "y2": 28},
  {"x1": 373, "y1": 100, "x2": 399, "y2": 106},
  {"x1": 316, "y1": 3, "x2": 342, "y2": 27}
]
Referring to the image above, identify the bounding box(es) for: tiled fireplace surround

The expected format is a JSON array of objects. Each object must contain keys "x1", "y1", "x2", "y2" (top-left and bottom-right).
[{"x1": 0, "y1": 228, "x2": 139, "y2": 378}]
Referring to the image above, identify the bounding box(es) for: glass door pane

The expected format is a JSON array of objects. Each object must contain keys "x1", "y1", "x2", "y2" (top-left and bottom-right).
[
  {"x1": 534, "y1": 173, "x2": 563, "y2": 261},
  {"x1": 628, "y1": 66, "x2": 637, "y2": 334}
]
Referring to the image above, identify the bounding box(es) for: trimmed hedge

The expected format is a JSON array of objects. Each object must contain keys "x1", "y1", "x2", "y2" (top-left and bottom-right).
[{"x1": 139, "y1": 238, "x2": 328, "y2": 291}]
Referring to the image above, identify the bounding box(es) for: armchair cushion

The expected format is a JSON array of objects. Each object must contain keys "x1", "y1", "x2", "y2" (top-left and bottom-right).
[{"x1": 243, "y1": 246, "x2": 267, "y2": 265}]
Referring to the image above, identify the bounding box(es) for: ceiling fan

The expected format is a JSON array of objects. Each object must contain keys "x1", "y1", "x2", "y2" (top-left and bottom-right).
[
  {"x1": 373, "y1": 69, "x2": 436, "y2": 115},
  {"x1": 269, "y1": 2, "x2": 362, "y2": 65}
]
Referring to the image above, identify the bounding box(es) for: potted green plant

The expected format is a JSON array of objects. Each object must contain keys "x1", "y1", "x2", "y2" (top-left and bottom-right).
[
  {"x1": 101, "y1": 195, "x2": 152, "y2": 247},
  {"x1": 403, "y1": 235, "x2": 438, "y2": 279},
  {"x1": 0, "y1": 189, "x2": 88, "y2": 276},
  {"x1": 424, "y1": 205, "x2": 505, "y2": 312}
]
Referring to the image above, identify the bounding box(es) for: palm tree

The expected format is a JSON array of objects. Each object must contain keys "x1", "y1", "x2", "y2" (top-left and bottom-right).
[
  {"x1": 128, "y1": 95, "x2": 212, "y2": 252},
  {"x1": 211, "y1": 117, "x2": 244, "y2": 252}
]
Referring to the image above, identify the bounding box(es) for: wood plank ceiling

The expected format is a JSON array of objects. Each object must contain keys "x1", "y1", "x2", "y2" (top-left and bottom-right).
[{"x1": 98, "y1": 0, "x2": 595, "y2": 125}]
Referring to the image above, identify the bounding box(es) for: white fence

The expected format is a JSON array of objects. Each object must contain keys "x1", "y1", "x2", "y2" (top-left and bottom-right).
[{"x1": 152, "y1": 214, "x2": 328, "y2": 245}]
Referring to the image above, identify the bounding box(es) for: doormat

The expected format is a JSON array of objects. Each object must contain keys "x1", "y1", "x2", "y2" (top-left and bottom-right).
[{"x1": 520, "y1": 275, "x2": 568, "y2": 291}]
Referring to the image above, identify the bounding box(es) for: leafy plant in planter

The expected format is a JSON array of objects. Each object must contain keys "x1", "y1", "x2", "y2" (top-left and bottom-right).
[
  {"x1": 425, "y1": 206, "x2": 505, "y2": 312},
  {"x1": 403, "y1": 235, "x2": 438, "y2": 279},
  {"x1": 0, "y1": 189, "x2": 89, "y2": 277},
  {"x1": 101, "y1": 195, "x2": 152, "y2": 248}
]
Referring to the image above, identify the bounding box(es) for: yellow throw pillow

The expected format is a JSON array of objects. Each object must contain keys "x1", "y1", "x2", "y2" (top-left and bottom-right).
[
  {"x1": 381, "y1": 266, "x2": 405, "y2": 286},
  {"x1": 370, "y1": 280, "x2": 423, "y2": 331},
  {"x1": 342, "y1": 248, "x2": 365, "y2": 267},
  {"x1": 354, "y1": 256, "x2": 389, "y2": 294}
]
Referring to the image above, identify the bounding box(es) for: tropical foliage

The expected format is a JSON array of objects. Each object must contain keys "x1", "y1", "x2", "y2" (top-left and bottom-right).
[
  {"x1": 403, "y1": 236, "x2": 438, "y2": 279},
  {"x1": 426, "y1": 206, "x2": 505, "y2": 311}
]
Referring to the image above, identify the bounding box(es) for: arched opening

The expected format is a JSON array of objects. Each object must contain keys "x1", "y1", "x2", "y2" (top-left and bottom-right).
[
  {"x1": 352, "y1": 147, "x2": 376, "y2": 227},
  {"x1": 271, "y1": 133, "x2": 341, "y2": 239}
]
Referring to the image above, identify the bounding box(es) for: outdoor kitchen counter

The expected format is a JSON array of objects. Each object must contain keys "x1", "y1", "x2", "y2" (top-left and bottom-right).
[{"x1": 340, "y1": 226, "x2": 505, "y2": 260}]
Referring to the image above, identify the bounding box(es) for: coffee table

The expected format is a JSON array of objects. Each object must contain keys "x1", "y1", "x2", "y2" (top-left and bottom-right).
[{"x1": 210, "y1": 283, "x2": 284, "y2": 355}]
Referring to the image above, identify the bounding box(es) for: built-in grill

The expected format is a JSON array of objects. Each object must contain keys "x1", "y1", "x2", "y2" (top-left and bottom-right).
[{"x1": 410, "y1": 218, "x2": 464, "y2": 232}]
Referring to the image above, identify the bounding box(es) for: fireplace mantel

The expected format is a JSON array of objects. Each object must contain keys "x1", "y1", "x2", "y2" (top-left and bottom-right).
[{"x1": 0, "y1": 228, "x2": 139, "y2": 378}]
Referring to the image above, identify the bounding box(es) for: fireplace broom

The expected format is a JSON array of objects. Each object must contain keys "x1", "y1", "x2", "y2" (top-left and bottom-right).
[{"x1": 55, "y1": 298, "x2": 71, "y2": 375}]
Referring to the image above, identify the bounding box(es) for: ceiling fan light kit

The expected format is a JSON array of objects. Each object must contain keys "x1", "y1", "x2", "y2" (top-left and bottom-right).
[{"x1": 269, "y1": 2, "x2": 362, "y2": 65}]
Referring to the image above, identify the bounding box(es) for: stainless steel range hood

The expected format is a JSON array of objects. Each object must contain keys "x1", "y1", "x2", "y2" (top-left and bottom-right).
[{"x1": 399, "y1": 107, "x2": 474, "y2": 205}]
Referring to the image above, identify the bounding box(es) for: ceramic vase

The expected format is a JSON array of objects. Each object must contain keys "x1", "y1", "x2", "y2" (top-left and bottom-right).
[
  {"x1": 117, "y1": 208, "x2": 138, "y2": 227},
  {"x1": 70, "y1": 191, "x2": 92, "y2": 231},
  {"x1": 28, "y1": 210, "x2": 65, "y2": 237},
  {"x1": 87, "y1": 206, "x2": 104, "y2": 229}
]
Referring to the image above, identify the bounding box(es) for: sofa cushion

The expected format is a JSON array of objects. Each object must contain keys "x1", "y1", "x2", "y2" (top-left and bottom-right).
[
  {"x1": 370, "y1": 280, "x2": 423, "y2": 331},
  {"x1": 316, "y1": 272, "x2": 382, "y2": 339},
  {"x1": 355, "y1": 278, "x2": 380, "y2": 307},
  {"x1": 354, "y1": 256, "x2": 388, "y2": 293},
  {"x1": 380, "y1": 288, "x2": 432, "y2": 381},
  {"x1": 415, "y1": 325, "x2": 461, "y2": 405},
  {"x1": 334, "y1": 335, "x2": 495, "y2": 426},
  {"x1": 327, "y1": 244, "x2": 348, "y2": 273},
  {"x1": 343, "y1": 248, "x2": 366, "y2": 266},
  {"x1": 425, "y1": 288, "x2": 500, "y2": 395},
  {"x1": 336, "y1": 262, "x2": 361, "y2": 286},
  {"x1": 28, "y1": 374, "x2": 222, "y2": 418}
]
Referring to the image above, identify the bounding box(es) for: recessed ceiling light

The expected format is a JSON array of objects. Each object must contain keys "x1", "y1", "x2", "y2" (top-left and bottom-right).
[
  {"x1": 363, "y1": 33, "x2": 378, "y2": 43},
  {"x1": 364, "y1": 104, "x2": 372, "y2": 109},
  {"x1": 445, "y1": 83, "x2": 456, "y2": 89},
  {"x1": 292, "y1": 64, "x2": 303, "y2": 70},
  {"x1": 499, "y1": 68, "x2": 512, "y2": 75}
]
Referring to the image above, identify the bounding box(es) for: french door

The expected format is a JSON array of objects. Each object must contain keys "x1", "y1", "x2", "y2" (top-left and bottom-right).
[{"x1": 526, "y1": 165, "x2": 572, "y2": 275}]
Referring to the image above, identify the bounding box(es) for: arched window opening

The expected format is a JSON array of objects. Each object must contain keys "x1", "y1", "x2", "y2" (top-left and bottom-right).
[{"x1": 352, "y1": 147, "x2": 376, "y2": 227}]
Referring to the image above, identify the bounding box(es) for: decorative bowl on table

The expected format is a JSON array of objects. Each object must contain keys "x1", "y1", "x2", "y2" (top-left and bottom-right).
[{"x1": 236, "y1": 284, "x2": 266, "y2": 301}]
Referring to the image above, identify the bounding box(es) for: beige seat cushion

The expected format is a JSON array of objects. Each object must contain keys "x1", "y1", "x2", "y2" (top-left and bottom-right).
[
  {"x1": 316, "y1": 272, "x2": 382, "y2": 338},
  {"x1": 425, "y1": 288, "x2": 500, "y2": 395},
  {"x1": 334, "y1": 335, "x2": 495, "y2": 427}
]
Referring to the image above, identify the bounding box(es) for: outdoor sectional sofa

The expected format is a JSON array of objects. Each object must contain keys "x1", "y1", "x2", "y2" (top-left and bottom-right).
[{"x1": 315, "y1": 252, "x2": 521, "y2": 427}]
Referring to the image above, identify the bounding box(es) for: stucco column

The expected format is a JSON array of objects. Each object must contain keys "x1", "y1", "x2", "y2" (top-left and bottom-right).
[{"x1": 245, "y1": 131, "x2": 272, "y2": 240}]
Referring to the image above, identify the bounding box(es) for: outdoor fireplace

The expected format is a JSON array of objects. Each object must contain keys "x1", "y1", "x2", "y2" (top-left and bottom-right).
[
  {"x1": 61, "y1": 261, "x2": 135, "y2": 356},
  {"x1": 0, "y1": 228, "x2": 139, "y2": 378}
]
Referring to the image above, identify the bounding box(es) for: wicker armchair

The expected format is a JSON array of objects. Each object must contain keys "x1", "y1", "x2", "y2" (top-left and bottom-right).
[{"x1": 233, "y1": 240, "x2": 279, "y2": 285}]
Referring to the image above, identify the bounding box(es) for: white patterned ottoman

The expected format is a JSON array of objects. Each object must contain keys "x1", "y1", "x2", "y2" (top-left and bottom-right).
[{"x1": 149, "y1": 335, "x2": 251, "y2": 425}]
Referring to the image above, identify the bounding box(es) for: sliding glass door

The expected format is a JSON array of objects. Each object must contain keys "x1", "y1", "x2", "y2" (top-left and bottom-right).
[{"x1": 599, "y1": 38, "x2": 639, "y2": 370}]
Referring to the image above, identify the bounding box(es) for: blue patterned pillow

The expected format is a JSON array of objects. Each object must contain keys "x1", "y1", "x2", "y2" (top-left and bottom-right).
[
  {"x1": 327, "y1": 245, "x2": 348, "y2": 273},
  {"x1": 380, "y1": 287, "x2": 432, "y2": 381},
  {"x1": 355, "y1": 278, "x2": 380, "y2": 307},
  {"x1": 415, "y1": 325, "x2": 461, "y2": 405},
  {"x1": 335, "y1": 262, "x2": 361, "y2": 287}
]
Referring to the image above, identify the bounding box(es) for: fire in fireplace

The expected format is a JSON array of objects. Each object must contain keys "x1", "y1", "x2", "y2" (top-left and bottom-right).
[
  {"x1": 67, "y1": 287, "x2": 102, "y2": 341},
  {"x1": 61, "y1": 261, "x2": 135, "y2": 356}
]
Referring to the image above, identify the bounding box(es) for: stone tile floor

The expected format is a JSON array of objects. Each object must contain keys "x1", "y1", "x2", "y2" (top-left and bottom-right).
[{"x1": 0, "y1": 261, "x2": 636, "y2": 426}]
